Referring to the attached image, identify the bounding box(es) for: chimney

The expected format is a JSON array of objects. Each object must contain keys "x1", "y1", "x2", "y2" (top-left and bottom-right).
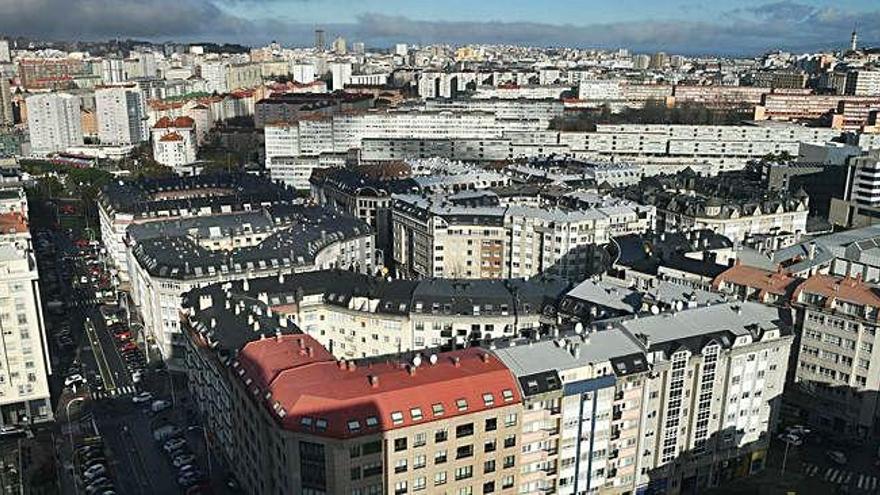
[
  {"x1": 275, "y1": 329, "x2": 282, "y2": 341},
  {"x1": 338, "y1": 360, "x2": 347, "y2": 370},
  {"x1": 407, "y1": 365, "x2": 416, "y2": 376},
  {"x1": 368, "y1": 375, "x2": 379, "y2": 388},
  {"x1": 347, "y1": 361, "x2": 356, "y2": 371},
  {"x1": 452, "y1": 356, "x2": 461, "y2": 367},
  {"x1": 278, "y1": 273, "x2": 285, "y2": 284},
  {"x1": 306, "y1": 346, "x2": 314, "y2": 357},
  {"x1": 243, "y1": 279, "x2": 250, "y2": 291},
  {"x1": 480, "y1": 353, "x2": 490, "y2": 363},
  {"x1": 279, "y1": 315, "x2": 288, "y2": 327}
]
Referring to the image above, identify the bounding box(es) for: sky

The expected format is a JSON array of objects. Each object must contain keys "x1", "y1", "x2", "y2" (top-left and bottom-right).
[{"x1": 0, "y1": 0, "x2": 878, "y2": 55}]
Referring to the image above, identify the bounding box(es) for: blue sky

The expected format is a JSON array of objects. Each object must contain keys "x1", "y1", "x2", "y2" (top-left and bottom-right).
[{"x1": 1, "y1": 0, "x2": 878, "y2": 54}]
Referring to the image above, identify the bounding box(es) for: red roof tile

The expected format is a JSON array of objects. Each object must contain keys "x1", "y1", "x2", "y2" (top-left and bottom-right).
[
  {"x1": 0, "y1": 213, "x2": 27, "y2": 234},
  {"x1": 237, "y1": 343, "x2": 521, "y2": 439},
  {"x1": 794, "y1": 274, "x2": 880, "y2": 309},
  {"x1": 158, "y1": 132, "x2": 184, "y2": 142},
  {"x1": 713, "y1": 264, "x2": 799, "y2": 296}
]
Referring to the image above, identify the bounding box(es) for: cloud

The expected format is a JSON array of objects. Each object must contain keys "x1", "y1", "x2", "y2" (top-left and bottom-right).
[{"x1": 0, "y1": 0, "x2": 876, "y2": 55}]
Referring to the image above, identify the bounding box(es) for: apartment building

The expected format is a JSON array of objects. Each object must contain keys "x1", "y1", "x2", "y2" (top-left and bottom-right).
[
  {"x1": 150, "y1": 116, "x2": 197, "y2": 171},
  {"x1": 392, "y1": 192, "x2": 650, "y2": 281},
  {"x1": 844, "y1": 70, "x2": 880, "y2": 97},
  {"x1": 95, "y1": 85, "x2": 148, "y2": 145},
  {"x1": 181, "y1": 285, "x2": 791, "y2": 495},
  {"x1": 789, "y1": 274, "x2": 880, "y2": 438},
  {"x1": 25, "y1": 93, "x2": 83, "y2": 155},
  {"x1": 0, "y1": 78, "x2": 12, "y2": 127},
  {"x1": 18, "y1": 58, "x2": 86, "y2": 90},
  {"x1": 830, "y1": 150, "x2": 880, "y2": 228},
  {"x1": 126, "y1": 205, "x2": 374, "y2": 364},
  {"x1": 96, "y1": 173, "x2": 298, "y2": 282},
  {"x1": 0, "y1": 188, "x2": 52, "y2": 426}
]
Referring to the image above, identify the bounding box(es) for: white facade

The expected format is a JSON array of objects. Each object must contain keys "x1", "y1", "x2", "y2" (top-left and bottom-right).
[
  {"x1": 26, "y1": 93, "x2": 83, "y2": 155},
  {"x1": 200, "y1": 61, "x2": 228, "y2": 94},
  {"x1": 330, "y1": 62, "x2": 352, "y2": 90},
  {"x1": 290, "y1": 63, "x2": 316, "y2": 84},
  {"x1": 96, "y1": 86, "x2": 148, "y2": 145}
]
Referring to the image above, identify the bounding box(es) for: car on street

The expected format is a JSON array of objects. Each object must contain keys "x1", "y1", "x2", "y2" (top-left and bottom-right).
[
  {"x1": 114, "y1": 331, "x2": 132, "y2": 341},
  {"x1": 0, "y1": 425, "x2": 23, "y2": 437},
  {"x1": 827, "y1": 450, "x2": 848, "y2": 465},
  {"x1": 132, "y1": 391, "x2": 153, "y2": 404},
  {"x1": 82, "y1": 464, "x2": 107, "y2": 480},
  {"x1": 119, "y1": 342, "x2": 138, "y2": 352},
  {"x1": 82, "y1": 457, "x2": 106, "y2": 469},
  {"x1": 172, "y1": 453, "x2": 196, "y2": 467},
  {"x1": 152, "y1": 400, "x2": 172, "y2": 413},
  {"x1": 178, "y1": 464, "x2": 197, "y2": 474},
  {"x1": 177, "y1": 472, "x2": 205, "y2": 488},
  {"x1": 163, "y1": 437, "x2": 187, "y2": 453},
  {"x1": 65, "y1": 374, "x2": 85, "y2": 387}
]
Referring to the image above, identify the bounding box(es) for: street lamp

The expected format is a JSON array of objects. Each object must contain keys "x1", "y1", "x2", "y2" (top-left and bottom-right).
[
  {"x1": 65, "y1": 396, "x2": 86, "y2": 495},
  {"x1": 779, "y1": 433, "x2": 803, "y2": 476}
]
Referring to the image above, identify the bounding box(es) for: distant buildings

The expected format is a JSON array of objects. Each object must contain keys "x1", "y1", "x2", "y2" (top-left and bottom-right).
[
  {"x1": 150, "y1": 116, "x2": 197, "y2": 171},
  {"x1": 25, "y1": 93, "x2": 83, "y2": 155}
]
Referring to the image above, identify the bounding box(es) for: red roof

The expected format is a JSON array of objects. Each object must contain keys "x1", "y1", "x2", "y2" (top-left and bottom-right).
[
  {"x1": 713, "y1": 264, "x2": 800, "y2": 297},
  {"x1": 153, "y1": 115, "x2": 195, "y2": 129},
  {"x1": 158, "y1": 132, "x2": 183, "y2": 142},
  {"x1": 236, "y1": 341, "x2": 521, "y2": 439},
  {"x1": 793, "y1": 274, "x2": 880, "y2": 309},
  {"x1": 0, "y1": 213, "x2": 27, "y2": 234}
]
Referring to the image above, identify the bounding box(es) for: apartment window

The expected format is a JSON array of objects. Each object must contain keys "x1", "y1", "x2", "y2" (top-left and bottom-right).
[
  {"x1": 502, "y1": 476, "x2": 514, "y2": 489},
  {"x1": 362, "y1": 462, "x2": 382, "y2": 478},
  {"x1": 414, "y1": 454, "x2": 426, "y2": 469},
  {"x1": 413, "y1": 477, "x2": 426, "y2": 491},
  {"x1": 456, "y1": 398, "x2": 469, "y2": 411},
  {"x1": 483, "y1": 481, "x2": 495, "y2": 494},
  {"x1": 365, "y1": 416, "x2": 379, "y2": 428},
  {"x1": 391, "y1": 411, "x2": 405, "y2": 426},
  {"x1": 484, "y1": 459, "x2": 496, "y2": 473},
  {"x1": 410, "y1": 408, "x2": 424, "y2": 421},
  {"x1": 455, "y1": 465, "x2": 473, "y2": 480},
  {"x1": 350, "y1": 445, "x2": 361, "y2": 458},
  {"x1": 503, "y1": 436, "x2": 516, "y2": 449},
  {"x1": 456, "y1": 444, "x2": 474, "y2": 459},
  {"x1": 347, "y1": 420, "x2": 361, "y2": 432},
  {"x1": 502, "y1": 389, "x2": 514, "y2": 402},
  {"x1": 394, "y1": 459, "x2": 408, "y2": 473},
  {"x1": 504, "y1": 413, "x2": 517, "y2": 427},
  {"x1": 362, "y1": 441, "x2": 382, "y2": 456},
  {"x1": 456, "y1": 423, "x2": 474, "y2": 438},
  {"x1": 434, "y1": 472, "x2": 447, "y2": 486},
  {"x1": 350, "y1": 467, "x2": 360, "y2": 480},
  {"x1": 435, "y1": 450, "x2": 448, "y2": 464},
  {"x1": 432, "y1": 403, "x2": 445, "y2": 416},
  {"x1": 394, "y1": 438, "x2": 408, "y2": 452},
  {"x1": 484, "y1": 440, "x2": 496, "y2": 453},
  {"x1": 503, "y1": 455, "x2": 515, "y2": 468},
  {"x1": 482, "y1": 393, "x2": 495, "y2": 406},
  {"x1": 485, "y1": 417, "x2": 497, "y2": 432},
  {"x1": 414, "y1": 432, "x2": 427, "y2": 448},
  {"x1": 435, "y1": 429, "x2": 448, "y2": 443},
  {"x1": 394, "y1": 481, "x2": 407, "y2": 495}
]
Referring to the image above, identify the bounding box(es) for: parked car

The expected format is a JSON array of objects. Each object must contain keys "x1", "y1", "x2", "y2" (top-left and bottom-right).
[
  {"x1": 172, "y1": 453, "x2": 196, "y2": 468},
  {"x1": 163, "y1": 438, "x2": 187, "y2": 453},
  {"x1": 0, "y1": 425, "x2": 23, "y2": 437},
  {"x1": 132, "y1": 392, "x2": 153, "y2": 404},
  {"x1": 82, "y1": 464, "x2": 107, "y2": 480},
  {"x1": 65, "y1": 374, "x2": 85, "y2": 387},
  {"x1": 151, "y1": 400, "x2": 172, "y2": 414},
  {"x1": 119, "y1": 342, "x2": 138, "y2": 353}
]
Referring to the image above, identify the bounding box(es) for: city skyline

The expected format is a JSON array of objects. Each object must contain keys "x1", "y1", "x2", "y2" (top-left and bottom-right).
[{"x1": 0, "y1": 0, "x2": 878, "y2": 55}]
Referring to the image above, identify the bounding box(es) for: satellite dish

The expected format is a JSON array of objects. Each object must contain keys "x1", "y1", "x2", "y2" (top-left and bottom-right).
[
  {"x1": 651, "y1": 305, "x2": 660, "y2": 315},
  {"x1": 574, "y1": 322, "x2": 584, "y2": 334},
  {"x1": 429, "y1": 354, "x2": 438, "y2": 365},
  {"x1": 412, "y1": 355, "x2": 422, "y2": 368}
]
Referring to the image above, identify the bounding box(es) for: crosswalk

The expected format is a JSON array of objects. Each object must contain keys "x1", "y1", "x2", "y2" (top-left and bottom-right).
[
  {"x1": 91, "y1": 384, "x2": 137, "y2": 400},
  {"x1": 804, "y1": 463, "x2": 879, "y2": 492}
]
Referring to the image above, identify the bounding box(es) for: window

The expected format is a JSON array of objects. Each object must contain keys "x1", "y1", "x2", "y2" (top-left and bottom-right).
[
  {"x1": 434, "y1": 472, "x2": 447, "y2": 486},
  {"x1": 456, "y1": 398, "x2": 469, "y2": 411},
  {"x1": 502, "y1": 389, "x2": 514, "y2": 402},
  {"x1": 456, "y1": 423, "x2": 474, "y2": 438},
  {"x1": 413, "y1": 477, "x2": 426, "y2": 491},
  {"x1": 503, "y1": 455, "x2": 515, "y2": 468},
  {"x1": 362, "y1": 441, "x2": 381, "y2": 456},
  {"x1": 414, "y1": 432, "x2": 426, "y2": 447},
  {"x1": 456, "y1": 444, "x2": 474, "y2": 459},
  {"x1": 484, "y1": 459, "x2": 496, "y2": 473},
  {"x1": 482, "y1": 393, "x2": 495, "y2": 406},
  {"x1": 485, "y1": 418, "x2": 497, "y2": 432},
  {"x1": 502, "y1": 476, "x2": 514, "y2": 489},
  {"x1": 455, "y1": 465, "x2": 473, "y2": 480},
  {"x1": 315, "y1": 419, "x2": 327, "y2": 431},
  {"x1": 483, "y1": 481, "x2": 495, "y2": 494},
  {"x1": 365, "y1": 416, "x2": 379, "y2": 428},
  {"x1": 484, "y1": 440, "x2": 496, "y2": 453},
  {"x1": 432, "y1": 403, "x2": 445, "y2": 416},
  {"x1": 410, "y1": 408, "x2": 424, "y2": 421},
  {"x1": 394, "y1": 458, "x2": 408, "y2": 473},
  {"x1": 394, "y1": 438, "x2": 408, "y2": 452},
  {"x1": 435, "y1": 429, "x2": 448, "y2": 443},
  {"x1": 362, "y1": 461, "x2": 382, "y2": 478},
  {"x1": 391, "y1": 411, "x2": 404, "y2": 426},
  {"x1": 503, "y1": 436, "x2": 516, "y2": 449},
  {"x1": 350, "y1": 467, "x2": 360, "y2": 480},
  {"x1": 414, "y1": 454, "x2": 426, "y2": 469},
  {"x1": 504, "y1": 413, "x2": 517, "y2": 427},
  {"x1": 350, "y1": 445, "x2": 361, "y2": 458},
  {"x1": 347, "y1": 420, "x2": 361, "y2": 432},
  {"x1": 394, "y1": 481, "x2": 407, "y2": 495},
  {"x1": 435, "y1": 450, "x2": 447, "y2": 464}
]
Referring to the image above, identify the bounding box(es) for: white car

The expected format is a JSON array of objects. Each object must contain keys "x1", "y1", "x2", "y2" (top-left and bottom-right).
[
  {"x1": 65, "y1": 374, "x2": 85, "y2": 387},
  {"x1": 82, "y1": 464, "x2": 107, "y2": 480},
  {"x1": 131, "y1": 392, "x2": 153, "y2": 404},
  {"x1": 827, "y1": 450, "x2": 847, "y2": 465},
  {"x1": 131, "y1": 370, "x2": 142, "y2": 383}
]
